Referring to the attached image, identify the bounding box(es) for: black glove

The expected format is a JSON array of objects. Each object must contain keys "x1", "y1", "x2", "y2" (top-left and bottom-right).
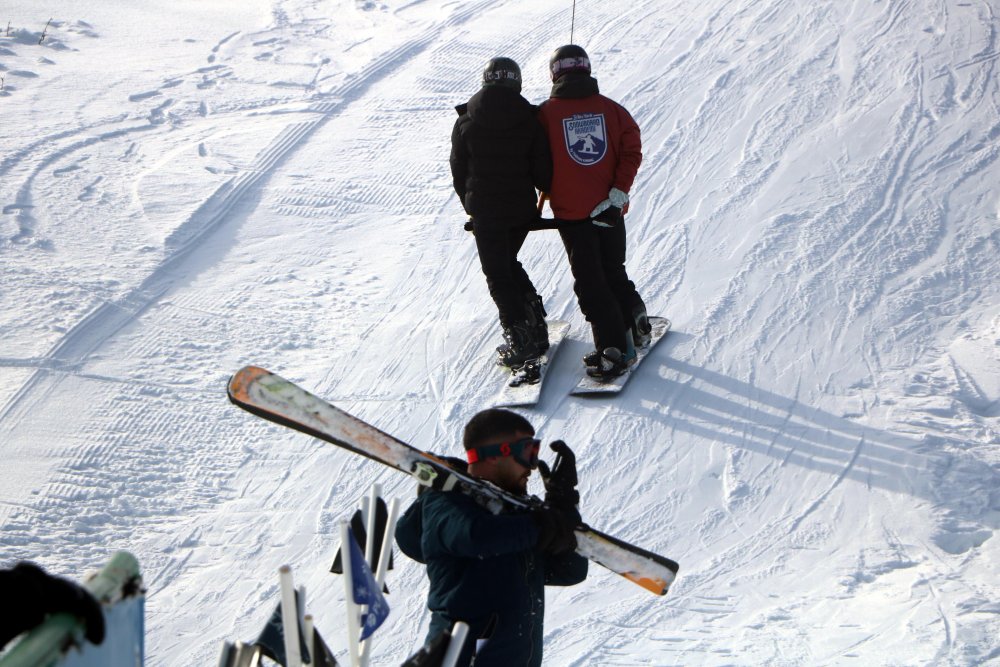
[
  {"x1": 14, "y1": 562, "x2": 106, "y2": 646},
  {"x1": 590, "y1": 187, "x2": 629, "y2": 227},
  {"x1": 536, "y1": 441, "x2": 579, "y2": 510},
  {"x1": 592, "y1": 205, "x2": 623, "y2": 228},
  {"x1": 532, "y1": 507, "x2": 578, "y2": 555},
  {"x1": 463, "y1": 218, "x2": 474, "y2": 232}
]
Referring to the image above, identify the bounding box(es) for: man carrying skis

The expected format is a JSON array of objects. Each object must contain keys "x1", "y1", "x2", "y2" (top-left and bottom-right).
[
  {"x1": 451, "y1": 57, "x2": 553, "y2": 369},
  {"x1": 538, "y1": 44, "x2": 652, "y2": 379},
  {"x1": 395, "y1": 408, "x2": 587, "y2": 667}
]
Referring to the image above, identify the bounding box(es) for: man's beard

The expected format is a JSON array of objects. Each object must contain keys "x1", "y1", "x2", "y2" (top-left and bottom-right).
[{"x1": 498, "y1": 469, "x2": 529, "y2": 495}]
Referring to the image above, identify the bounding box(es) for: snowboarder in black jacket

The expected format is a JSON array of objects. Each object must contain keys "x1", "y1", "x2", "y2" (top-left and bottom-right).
[
  {"x1": 395, "y1": 408, "x2": 587, "y2": 667},
  {"x1": 451, "y1": 57, "x2": 553, "y2": 368}
]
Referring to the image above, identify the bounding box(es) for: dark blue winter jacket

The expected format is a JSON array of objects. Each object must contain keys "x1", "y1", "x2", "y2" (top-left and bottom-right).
[{"x1": 395, "y1": 489, "x2": 588, "y2": 667}]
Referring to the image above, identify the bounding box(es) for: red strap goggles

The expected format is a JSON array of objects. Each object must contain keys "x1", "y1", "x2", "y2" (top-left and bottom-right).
[{"x1": 467, "y1": 437, "x2": 541, "y2": 469}]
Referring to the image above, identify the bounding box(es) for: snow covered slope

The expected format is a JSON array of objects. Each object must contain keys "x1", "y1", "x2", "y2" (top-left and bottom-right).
[{"x1": 2, "y1": 0, "x2": 998, "y2": 664}]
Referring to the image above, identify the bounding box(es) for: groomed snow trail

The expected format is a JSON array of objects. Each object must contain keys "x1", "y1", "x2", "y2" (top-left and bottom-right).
[{"x1": 1, "y1": 0, "x2": 998, "y2": 665}]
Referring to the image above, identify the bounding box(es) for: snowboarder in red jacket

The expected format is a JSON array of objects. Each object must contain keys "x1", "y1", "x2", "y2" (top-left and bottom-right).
[{"x1": 538, "y1": 45, "x2": 652, "y2": 379}]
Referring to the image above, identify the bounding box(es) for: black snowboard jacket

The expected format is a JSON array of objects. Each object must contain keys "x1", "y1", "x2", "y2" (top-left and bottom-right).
[
  {"x1": 395, "y1": 488, "x2": 587, "y2": 667},
  {"x1": 450, "y1": 85, "x2": 553, "y2": 224}
]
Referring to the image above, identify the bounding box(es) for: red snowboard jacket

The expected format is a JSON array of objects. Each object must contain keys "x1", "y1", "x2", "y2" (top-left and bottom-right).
[{"x1": 538, "y1": 75, "x2": 642, "y2": 220}]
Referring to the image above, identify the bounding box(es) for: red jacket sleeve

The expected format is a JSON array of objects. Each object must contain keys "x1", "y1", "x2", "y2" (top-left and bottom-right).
[{"x1": 612, "y1": 102, "x2": 642, "y2": 193}]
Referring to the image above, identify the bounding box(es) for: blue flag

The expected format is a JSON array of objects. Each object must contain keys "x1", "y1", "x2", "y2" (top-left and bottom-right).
[{"x1": 347, "y1": 533, "x2": 389, "y2": 640}]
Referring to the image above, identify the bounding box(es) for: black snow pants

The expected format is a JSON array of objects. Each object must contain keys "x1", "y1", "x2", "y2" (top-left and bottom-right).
[
  {"x1": 473, "y1": 219, "x2": 538, "y2": 328},
  {"x1": 559, "y1": 218, "x2": 645, "y2": 352}
]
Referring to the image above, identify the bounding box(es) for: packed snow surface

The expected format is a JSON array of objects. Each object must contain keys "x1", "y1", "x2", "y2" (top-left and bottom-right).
[{"x1": 2, "y1": 0, "x2": 998, "y2": 664}]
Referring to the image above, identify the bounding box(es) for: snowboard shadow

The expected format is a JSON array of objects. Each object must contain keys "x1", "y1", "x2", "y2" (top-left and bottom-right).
[{"x1": 614, "y1": 331, "x2": 993, "y2": 515}]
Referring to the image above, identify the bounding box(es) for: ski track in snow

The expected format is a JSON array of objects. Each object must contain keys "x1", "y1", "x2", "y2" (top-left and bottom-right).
[{"x1": 2, "y1": 0, "x2": 999, "y2": 664}]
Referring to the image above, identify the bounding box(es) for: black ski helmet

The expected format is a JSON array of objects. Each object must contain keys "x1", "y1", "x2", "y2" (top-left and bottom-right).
[
  {"x1": 549, "y1": 44, "x2": 591, "y2": 81},
  {"x1": 482, "y1": 57, "x2": 522, "y2": 93}
]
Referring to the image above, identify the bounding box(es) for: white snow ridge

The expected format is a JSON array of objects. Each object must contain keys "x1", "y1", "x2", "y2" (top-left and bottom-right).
[{"x1": 1, "y1": 0, "x2": 998, "y2": 665}]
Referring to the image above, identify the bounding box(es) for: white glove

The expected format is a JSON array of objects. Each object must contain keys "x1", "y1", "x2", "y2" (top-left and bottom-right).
[{"x1": 589, "y1": 187, "x2": 629, "y2": 218}]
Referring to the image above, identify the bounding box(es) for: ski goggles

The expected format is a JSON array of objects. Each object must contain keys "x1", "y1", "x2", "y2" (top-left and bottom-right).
[
  {"x1": 550, "y1": 55, "x2": 590, "y2": 79},
  {"x1": 466, "y1": 437, "x2": 541, "y2": 469}
]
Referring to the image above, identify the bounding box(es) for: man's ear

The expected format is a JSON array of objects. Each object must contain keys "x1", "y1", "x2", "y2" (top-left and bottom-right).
[{"x1": 468, "y1": 456, "x2": 498, "y2": 478}]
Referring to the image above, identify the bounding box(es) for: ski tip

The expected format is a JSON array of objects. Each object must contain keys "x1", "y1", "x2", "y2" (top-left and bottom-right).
[
  {"x1": 227, "y1": 365, "x2": 270, "y2": 403},
  {"x1": 626, "y1": 572, "x2": 674, "y2": 596}
]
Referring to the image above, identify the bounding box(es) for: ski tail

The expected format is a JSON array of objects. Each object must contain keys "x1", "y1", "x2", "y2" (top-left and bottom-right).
[
  {"x1": 227, "y1": 366, "x2": 411, "y2": 471},
  {"x1": 576, "y1": 526, "x2": 679, "y2": 595}
]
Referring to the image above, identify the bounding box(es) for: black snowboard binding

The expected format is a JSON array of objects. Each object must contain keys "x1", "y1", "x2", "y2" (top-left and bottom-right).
[
  {"x1": 509, "y1": 358, "x2": 543, "y2": 387},
  {"x1": 586, "y1": 347, "x2": 629, "y2": 380},
  {"x1": 631, "y1": 305, "x2": 652, "y2": 348},
  {"x1": 524, "y1": 294, "x2": 549, "y2": 353}
]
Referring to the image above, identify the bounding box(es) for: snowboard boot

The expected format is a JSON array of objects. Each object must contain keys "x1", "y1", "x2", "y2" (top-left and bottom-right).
[
  {"x1": 586, "y1": 347, "x2": 630, "y2": 380},
  {"x1": 496, "y1": 322, "x2": 543, "y2": 369},
  {"x1": 624, "y1": 328, "x2": 637, "y2": 362},
  {"x1": 524, "y1": 294, "x2": 549, "y2": 353},
  {"x1": 631, "y1": 305, "x2": 652, "y2": 349},
  {"x1": 585, "y1": 331, "x2": 638, "y2": 380},
  {"x1": 585, "y1": 331, "x2": 637, "y2": 369}
]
